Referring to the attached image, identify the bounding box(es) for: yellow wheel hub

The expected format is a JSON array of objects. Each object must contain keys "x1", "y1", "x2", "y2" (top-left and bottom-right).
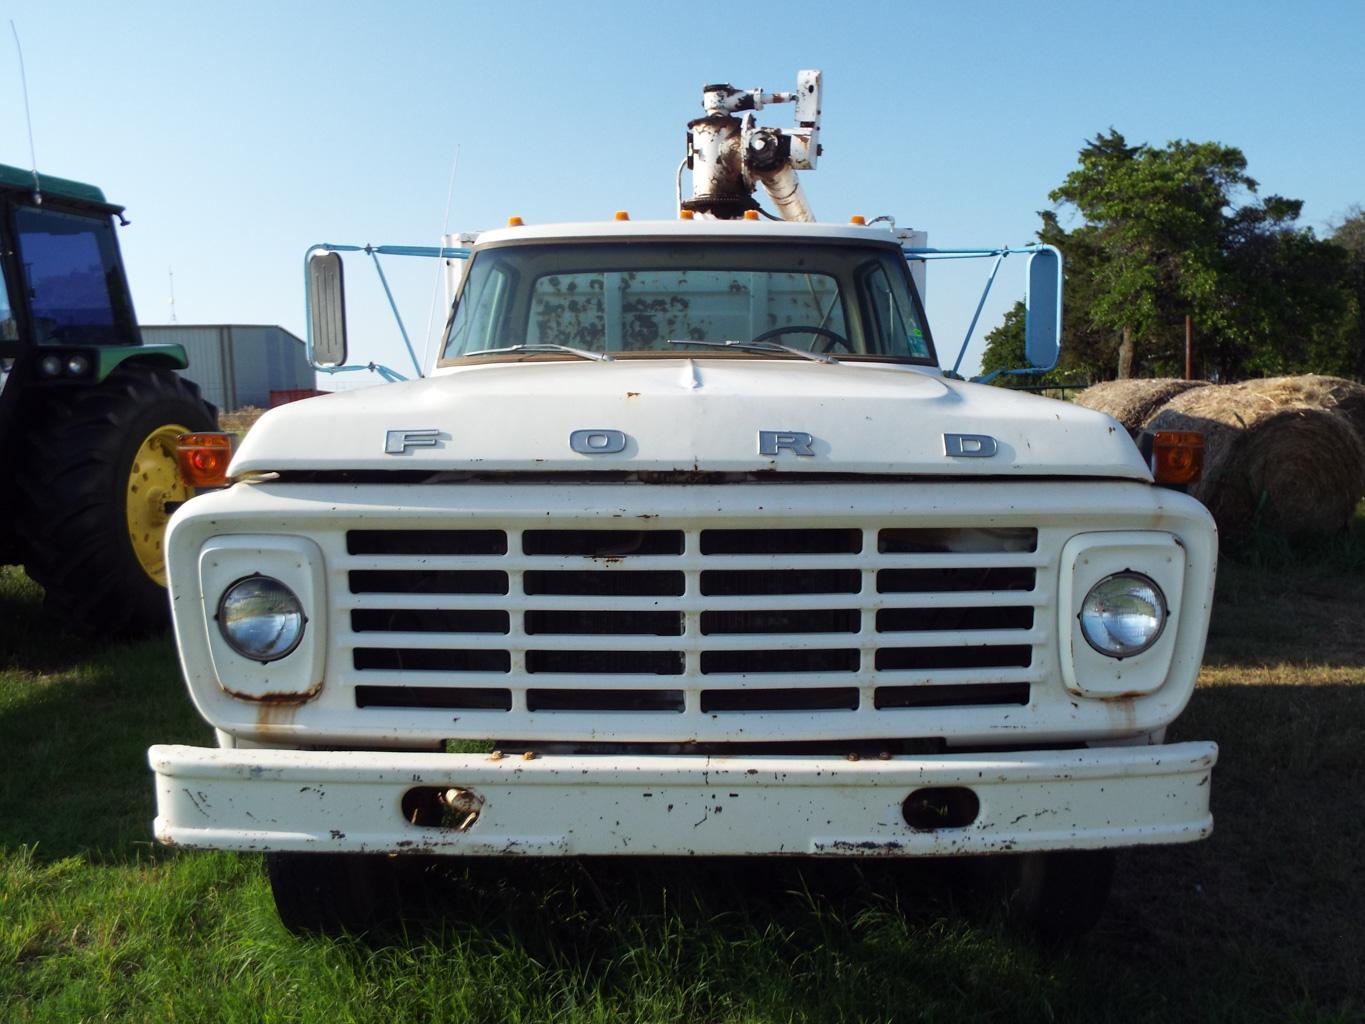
[{"x1": 126, "y1": 423, "x2": 192, "y2": 585}]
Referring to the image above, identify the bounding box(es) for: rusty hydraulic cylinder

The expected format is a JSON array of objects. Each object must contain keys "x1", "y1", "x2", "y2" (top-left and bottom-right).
[
  {"x1": 682, "y1": 115, "x2": 757, "y2": 219},
  {"x1": 753, "y1": 164, "x2": 814, "y2": 223}
]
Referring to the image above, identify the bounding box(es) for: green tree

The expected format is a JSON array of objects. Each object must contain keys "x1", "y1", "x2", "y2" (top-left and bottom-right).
[
  {"x1": 1038, "y1": 130, "x2": 1354, "y2": 380},
  {"x1": 979, "y1": 301, "x2": 1025, "y2": 379},
  {"x1": 1037, "y1": 209, "x2": 1113, "y2": 382},
  {"x1": 1330, "y1": 206, "x2": 1365, "y2": 379},
  {"x1": 1331, "y1": 205, "x2": 1365, "y2": 255},
  {"x1": 978, "y1": 300, "x2": 1071, "y2": 387},
  {"x1": 1214, "y1": 200, "x2": 1352, "y2": 376}
]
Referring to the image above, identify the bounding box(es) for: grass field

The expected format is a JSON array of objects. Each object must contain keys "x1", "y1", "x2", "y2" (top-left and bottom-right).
[{"x1": 2, "y1": 520, "x2": 1363, "y2": 1023}]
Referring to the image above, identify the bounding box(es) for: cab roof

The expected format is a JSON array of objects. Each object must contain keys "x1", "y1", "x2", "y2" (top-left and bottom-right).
[
  {"x1": 0, "y1": 162, "x2": 121, "y2": 211},
  {"x1": 473, "y1": 218, "x2": 904, "y2": 247}
]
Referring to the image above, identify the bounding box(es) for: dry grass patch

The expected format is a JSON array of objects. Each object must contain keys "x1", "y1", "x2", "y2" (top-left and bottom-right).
[
  {"x1": 217, "y1": 405, "x2": 268, "y2": 436},
  {"x1": 1161, "y1": 525, "x2": 1365, "y2": 1008}
]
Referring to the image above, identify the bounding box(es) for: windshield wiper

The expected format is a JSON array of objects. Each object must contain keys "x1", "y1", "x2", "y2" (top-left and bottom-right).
[
  {"x1": 664, "y1": 339, "x2": 838, "y2": 364},
  {"x1": 474, "y1": 344, "x2": 613, "y2": 362}
]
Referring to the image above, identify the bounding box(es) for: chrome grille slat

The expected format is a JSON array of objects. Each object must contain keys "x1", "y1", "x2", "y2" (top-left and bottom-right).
[
  {"x1": 333, "y1": 591, "x2": 1047, "y2": 612},
  {"x1": 872, "y1": 627, "x2": 1041, "y2": 647},
  {"x1": 351, "y1": 670, "x2": 703, "y2": 690},
  {"x1": 875, "y1": 590, "x2": 1049, "y2": 608},
  {"x1": 340, "y1": 553, "x2": 1048, "y2": 572},
  {"x1": 347, "y1": 631, "x2": 1041, "y2": 653},
  {"x1": 868, "y1": 666, "x2": 1044, "y2": 685},
  {"x1": 341, "y1": 632, "x2": 517, "y2": 649},
  {"x1": 341, "y1": 665, "x2": 1047, "y2": 689}
]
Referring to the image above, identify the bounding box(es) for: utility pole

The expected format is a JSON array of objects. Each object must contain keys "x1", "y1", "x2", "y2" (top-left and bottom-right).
[{"x1": 168, "y1": 268, "x2": 177, "y2": 323}]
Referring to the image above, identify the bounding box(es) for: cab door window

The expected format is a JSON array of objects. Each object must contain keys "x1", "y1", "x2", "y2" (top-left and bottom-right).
[{"x1": 859, "y1": 259, "x2": 931, "y2": 358}]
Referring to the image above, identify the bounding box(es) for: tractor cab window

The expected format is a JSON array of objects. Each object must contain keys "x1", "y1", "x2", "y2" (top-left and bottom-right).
[{"x1": 14, "y1": 206, "x2": 131, "y2": 345}]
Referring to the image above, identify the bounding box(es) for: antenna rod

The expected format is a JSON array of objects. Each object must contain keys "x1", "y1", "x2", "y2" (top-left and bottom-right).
[{"x1": 10, "y1": 21, "x2": 41, "y2": 204}]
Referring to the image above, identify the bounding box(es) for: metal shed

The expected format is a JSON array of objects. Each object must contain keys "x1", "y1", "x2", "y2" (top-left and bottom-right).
[{"x1": 141, "y1": 324, "x2": 316, "y2": 411}]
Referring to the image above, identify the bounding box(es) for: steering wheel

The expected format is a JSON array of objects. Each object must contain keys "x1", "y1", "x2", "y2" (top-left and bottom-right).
[{"x1": 750, "y1": 324, "x2": 853, "y2": 354}]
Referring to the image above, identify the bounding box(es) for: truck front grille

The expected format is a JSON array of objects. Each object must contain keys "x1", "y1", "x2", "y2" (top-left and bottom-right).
[{"x1": 333, "y1": 521, "x2": 1049, "y2": 740}]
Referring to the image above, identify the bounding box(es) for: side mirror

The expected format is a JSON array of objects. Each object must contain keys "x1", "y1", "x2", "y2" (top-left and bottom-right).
[
  {"x1": 307, "y1": 252, "x2": 348, "y2": 367},
  {"x1": 1024, "y1": 247, "x2": 1062, "y2": 370}
]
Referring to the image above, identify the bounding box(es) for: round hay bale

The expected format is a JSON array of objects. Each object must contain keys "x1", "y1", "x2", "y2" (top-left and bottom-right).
[
  {"x1": 1239, "y1": 375, "x2": 1365, "y2": 449},
  {"x1": 1072, "y1": 378, "x2": 1211, "y2": 435},
  {"x1": 1147, "y1": 383, "x2": 1365, "y2": 541}
]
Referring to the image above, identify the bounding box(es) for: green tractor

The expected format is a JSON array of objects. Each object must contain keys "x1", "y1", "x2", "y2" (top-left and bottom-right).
[{"x1": 0, "y1": 164, "x2": 217, "y2": 636}]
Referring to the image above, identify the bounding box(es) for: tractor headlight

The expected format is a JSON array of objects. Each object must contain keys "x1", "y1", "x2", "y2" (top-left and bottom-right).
[
  {"x1": 1079, "y1": 572, "x2": 1167, "y2": 658},
  {"x1": 217, "y1": 575, "x2": 306, "y2": 662}
]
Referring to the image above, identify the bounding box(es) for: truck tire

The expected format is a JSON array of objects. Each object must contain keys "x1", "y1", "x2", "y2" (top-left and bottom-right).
[
  {"x1": 1005, "y1": 849, "x2": 1115, "y2": 942},
  {"x1": 15, "y1": 364, "x2": 217, "y2": 637},
  {"x1": 265, "y1": 852, "x2": 394, "y2": 935}
]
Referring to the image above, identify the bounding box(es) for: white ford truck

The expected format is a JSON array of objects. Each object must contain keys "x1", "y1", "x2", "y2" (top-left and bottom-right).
[{"x1": 149, "y1": 72, "x2": 1218, "y2": 936}]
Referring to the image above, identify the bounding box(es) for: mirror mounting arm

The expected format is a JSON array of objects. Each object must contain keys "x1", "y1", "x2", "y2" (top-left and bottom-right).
[
  {"x1": 952, "y1": 249, "x2": 1009, "y2": 377},
  {"x1": 903, "y1": 244, "x2": 1063, "y2": 382},
  {"x1": 303, "y1": 242, "x2": 472, "y2": 383}
]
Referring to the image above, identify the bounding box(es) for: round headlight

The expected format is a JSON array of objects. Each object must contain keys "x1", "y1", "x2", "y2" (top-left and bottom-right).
[
  {"x1": 1079, "y1": 572, "x2": 1167, "y2": 658},
  {"x1": 39, "y1": 354, "x2": 63, "y2": 377},
  {"x1": 217, "y1": 575, "x2": 305, "y2": 662},
  {"x1": 66, "y1": 353, "x2": 91, "y2": 377}
]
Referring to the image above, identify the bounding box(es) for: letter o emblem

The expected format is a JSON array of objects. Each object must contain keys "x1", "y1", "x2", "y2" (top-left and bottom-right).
[{"x1": 569, "y1": 429, "x2": 628, "y2": 455}]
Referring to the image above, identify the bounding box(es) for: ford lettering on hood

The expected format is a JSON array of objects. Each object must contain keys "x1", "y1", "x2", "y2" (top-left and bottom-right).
[{"x1": 231, "y1": 358, "x2": 1148, "y2": 479}]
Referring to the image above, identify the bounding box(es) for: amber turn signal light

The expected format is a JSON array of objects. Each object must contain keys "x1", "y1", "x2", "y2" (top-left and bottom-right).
[
  {"x1": 1150, "y1": 431, "x2": 1204, "y2": 485},
  {"x1": 177, "y1": 433, "x2": 234, "y2": 488}
]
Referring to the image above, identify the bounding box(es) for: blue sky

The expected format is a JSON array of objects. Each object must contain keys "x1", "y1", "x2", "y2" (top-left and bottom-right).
[{"x1": 4, "y1": 0, "x2": 1363, "y2": 382}]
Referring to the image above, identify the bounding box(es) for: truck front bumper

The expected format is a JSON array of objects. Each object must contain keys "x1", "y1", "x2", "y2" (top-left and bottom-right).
[{"x1": 149, "y1": 741, "x2": 1216, "y2": 856}]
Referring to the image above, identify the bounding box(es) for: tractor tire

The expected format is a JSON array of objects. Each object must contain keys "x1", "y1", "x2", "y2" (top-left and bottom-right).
[
  {"x1": 15, "y1": 364, "x2": 217, "y2": 637},
  {"x1": 265, "y1": 852, "x2": 396, "y2": 936}
]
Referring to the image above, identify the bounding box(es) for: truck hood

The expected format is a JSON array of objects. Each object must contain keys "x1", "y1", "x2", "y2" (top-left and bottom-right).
[{"x1": 230, "y1": 359, "x2": 1150, "y2": 480}]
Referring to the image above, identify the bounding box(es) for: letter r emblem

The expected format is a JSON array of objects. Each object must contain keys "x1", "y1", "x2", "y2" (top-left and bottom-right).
[{"x1": 758, "y1": 430, "x2": 816, "y2": 457}]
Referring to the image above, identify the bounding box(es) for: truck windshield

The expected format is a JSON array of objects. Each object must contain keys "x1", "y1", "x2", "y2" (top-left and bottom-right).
[
  {"x1": 14, "y1": 206, "x2": 133, "y2": 345},
  {"x1": 441, "y1": 242, "x2": 934, "y2": 363}
]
